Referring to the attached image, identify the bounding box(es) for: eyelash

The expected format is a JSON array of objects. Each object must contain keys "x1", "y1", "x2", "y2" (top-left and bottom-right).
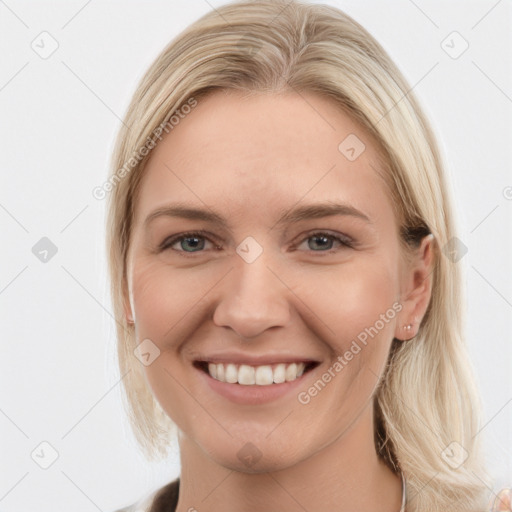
[{"x1": 158, "y1": 230, "x2": 354, "y2": 256}]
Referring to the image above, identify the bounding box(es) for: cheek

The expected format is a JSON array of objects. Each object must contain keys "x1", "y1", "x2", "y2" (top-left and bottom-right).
[
  {"x1": 131, "y1": 260, "x2": 169, "y2": 331},
  {"x1": 130, "y1": 258, "x2": 207, "y2": 339},
  {"x1": 292, "y1": 257, "x2": 399, "y2": 352},
  {"x1": 129, "y1": 259, "x2": 201, "y2": 425}
]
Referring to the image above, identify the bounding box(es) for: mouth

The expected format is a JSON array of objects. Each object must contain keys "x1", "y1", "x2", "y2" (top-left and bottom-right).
[{"x1": 193, "y1": 360, "x2": 320, "y2": 386}]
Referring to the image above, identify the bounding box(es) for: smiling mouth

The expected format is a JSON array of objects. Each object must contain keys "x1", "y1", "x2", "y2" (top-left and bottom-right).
[{"x1": 193, "y1": 360, "x2": 320, "y2": 385}]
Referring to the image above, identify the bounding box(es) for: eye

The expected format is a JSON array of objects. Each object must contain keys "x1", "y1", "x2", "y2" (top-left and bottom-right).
[
  {"x1": 295, "y1": 231, "x2": 354, "y2": 253},
  {"x1": 159, "y1": 230, "x2": 354, "y2": 256},
  {"x1": 159, "y1": 231, "x2": 219, "y2": 253}
]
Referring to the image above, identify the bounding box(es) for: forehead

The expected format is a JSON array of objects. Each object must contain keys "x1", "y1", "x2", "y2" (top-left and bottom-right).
[{"x1": 134, "y1": 90, "x2": 392, "y2": 229}]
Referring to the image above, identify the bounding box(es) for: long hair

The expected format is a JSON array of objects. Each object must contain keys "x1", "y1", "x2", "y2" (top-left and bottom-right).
[{"x1": 105, "y1": 1, "x2": 489, "y2": 509}]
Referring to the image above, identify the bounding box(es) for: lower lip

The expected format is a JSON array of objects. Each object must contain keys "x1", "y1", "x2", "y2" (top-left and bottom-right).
[{"x1": 194, "y1": 363, "x2": 318, "y2": 405}]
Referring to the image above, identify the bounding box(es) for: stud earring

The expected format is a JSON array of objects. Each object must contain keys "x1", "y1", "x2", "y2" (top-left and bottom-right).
[{"x1": 401, "y1": 323, "x2": 415, "y2": 341}]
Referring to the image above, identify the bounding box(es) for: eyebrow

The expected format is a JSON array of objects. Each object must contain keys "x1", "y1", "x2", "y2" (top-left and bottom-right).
[{"x1": 143, "y1": 201, "x2": 372, "y2": 230}]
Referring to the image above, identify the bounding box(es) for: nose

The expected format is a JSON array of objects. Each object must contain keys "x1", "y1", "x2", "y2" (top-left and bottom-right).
[{"x1": 212, "y1": 250, "x2": 292, "y2": 339}]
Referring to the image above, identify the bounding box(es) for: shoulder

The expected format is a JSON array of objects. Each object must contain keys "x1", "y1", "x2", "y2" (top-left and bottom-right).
[
  {"x1": 488, "y1": 487, "x2": 511, "y2": 511},
  {"x1": 113, "y1": 477, "x2": 180, "y2": 512}
]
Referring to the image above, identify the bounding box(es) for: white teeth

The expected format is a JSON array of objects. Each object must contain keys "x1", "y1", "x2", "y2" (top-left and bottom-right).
[
  {"x1": 273, "y1": 364, "x2": 286, "y2": 384},
  {"x1": 204, "y1": 361, "x2": 308, "y2": 385},
  {"x1": 285, "y1": 363, "x2": 297, "y2": 382},
  {"x1": 255, "y1": 365, "x2": 273, "y2": 385},
  {"x1": 238, "y1": 364, "x2": 255, "y2": 385},
  {"x1": 216, "y1": 363, "x2": 225, "y2": 382},
  {"x1": 225, "y1": 363, "x2": 238, "y2": 383}
]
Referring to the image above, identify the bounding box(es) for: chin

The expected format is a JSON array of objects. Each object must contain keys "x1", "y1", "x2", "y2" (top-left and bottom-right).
[{"x1": 197, "y1": 433, "x2": 309, "y2": 474}]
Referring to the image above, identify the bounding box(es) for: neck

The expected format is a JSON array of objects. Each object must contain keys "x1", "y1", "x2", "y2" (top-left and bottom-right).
[{"x1": 175, "y1": 405, "x2": 402, "y2": 512}]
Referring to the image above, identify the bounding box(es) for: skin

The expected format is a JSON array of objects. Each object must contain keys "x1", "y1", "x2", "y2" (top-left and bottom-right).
[{"x1": 123, "y1": 89, "x2": 435, "y2": 512}]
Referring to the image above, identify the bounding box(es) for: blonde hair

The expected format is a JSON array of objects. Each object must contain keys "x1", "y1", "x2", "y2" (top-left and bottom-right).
[{"x1": 106, "y1": 1, "x2": 489, "y2": 509}]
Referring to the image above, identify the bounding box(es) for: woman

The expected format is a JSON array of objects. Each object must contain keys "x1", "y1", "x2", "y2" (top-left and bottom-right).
[{"x1": 106, "y1": 1, "x2": 509, "y2": 510}]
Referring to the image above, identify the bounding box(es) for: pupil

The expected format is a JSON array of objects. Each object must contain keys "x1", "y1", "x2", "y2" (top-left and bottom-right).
[
  {"x1": 183, "y1": 237, "x2": 203, "y2": 252},
  {"x1": 311, "y1": 235, "x2": 331, "y2": 250}
]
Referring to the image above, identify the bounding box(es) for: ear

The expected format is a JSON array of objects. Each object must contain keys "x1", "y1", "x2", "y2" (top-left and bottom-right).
[
  {"x1": 394, "y1": 234, "x2": 436, "y2": 341},
  {"x1": 122, "y1": 278, "x2": 135, "y2": 324}
]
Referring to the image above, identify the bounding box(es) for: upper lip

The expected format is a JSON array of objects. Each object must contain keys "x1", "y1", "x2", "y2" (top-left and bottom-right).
[{"x1": 192, "y1": 352, "x2": 321, "y2": 366}]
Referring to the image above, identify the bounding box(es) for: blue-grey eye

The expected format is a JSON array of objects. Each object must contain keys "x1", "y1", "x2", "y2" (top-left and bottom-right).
[
  {"x1": 308, "y1": 234, "x2": 335, "y2": 250},
  {"x1": 178, "y1": 235, "x2": 206, "y2": 252},
  {"x1": 297, "y1": 232, "x2": 353, "y2": 252},
  {"x1": 160, "y1": 231, "x2": 213, "y2": 253}
]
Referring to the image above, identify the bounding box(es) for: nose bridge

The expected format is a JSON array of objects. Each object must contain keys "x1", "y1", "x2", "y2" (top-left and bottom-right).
[{"x1": 212, "y1": 245, "x2": 291, "y2": 339}]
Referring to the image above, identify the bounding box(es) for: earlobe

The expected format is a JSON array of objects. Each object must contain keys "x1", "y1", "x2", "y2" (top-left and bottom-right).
[
  {"x1": 125, "y1": 307, "x2": 134, "y2": 324},
  {"x1": 395, "y1": 233, "x2": 436, "y2": 341},
  {"x1": 123, "y1": 300, "x2": 134, "y2": 324},
  {"x1": 122, "y1": 281, "x2": 135, "y2": 325}
]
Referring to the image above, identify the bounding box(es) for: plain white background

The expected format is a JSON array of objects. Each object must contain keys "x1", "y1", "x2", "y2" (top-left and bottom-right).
[{"x1": 0, "y1": 0, "x2": 511, "y2": 510}]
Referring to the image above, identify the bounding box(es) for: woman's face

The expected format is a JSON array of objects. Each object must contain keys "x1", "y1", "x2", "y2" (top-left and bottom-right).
[{"x1": 124, "y1": 89, "x2": 426, "y2": 472}]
